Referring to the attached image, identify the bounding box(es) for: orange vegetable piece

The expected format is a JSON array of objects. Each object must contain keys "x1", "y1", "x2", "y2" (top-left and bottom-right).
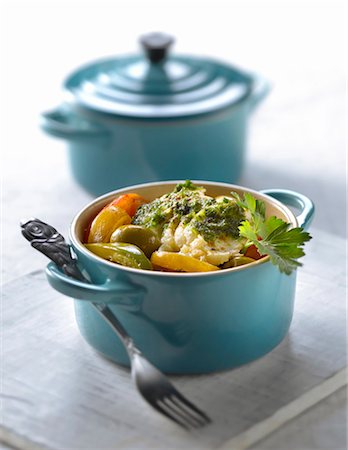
[
  {"x1": 87, "y1": 205, "x2": 131, "y2": 243},
  {"x1": 151, "y1": 251, "x2": 220, "y2": 273},
  {"x1": 109, "y1": 193, "x2": 147, "y2": 218}
]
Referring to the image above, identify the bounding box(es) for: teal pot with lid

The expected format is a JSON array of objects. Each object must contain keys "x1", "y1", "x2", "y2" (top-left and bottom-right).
[
  {"x1": 41, "y1": 34, "x2": 270, "y2": 196},
  {"x1": 45, "y1": 181, "x2": 314, "y2": 374}
]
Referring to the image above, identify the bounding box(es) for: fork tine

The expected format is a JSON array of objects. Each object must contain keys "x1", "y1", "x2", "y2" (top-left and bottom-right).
[
  {"x1": 171, "y1": 390, "x2": 212, "y2": 424},
  {"x1": 168, "y1": 395, "x2": 210, "y2": 427},
  {"x1": 150, "y1": 400, "x2": 190, "y2": 430},
  {"x1": 162, "y1": 397, "x2": 207, "y2": 428}
]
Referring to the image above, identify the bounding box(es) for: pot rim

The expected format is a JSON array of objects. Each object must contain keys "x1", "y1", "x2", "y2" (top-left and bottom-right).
[{"x1": 70, "y1": 180, "x2": 298, "y2": 278}]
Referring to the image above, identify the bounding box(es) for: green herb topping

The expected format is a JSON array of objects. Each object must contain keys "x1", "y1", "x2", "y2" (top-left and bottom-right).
[
  {"x1": 233, "y1": 192, "x2": 312, "y2": 275},
  {"x1": 133, "y1": 181, "x2": 244, "y2": 241},
  {"x1": 189, "y1": 200, "x2": 244, "y2": 241},
  {"x1": 133, "y1": 182, "x2": 312, "y2": 275}
]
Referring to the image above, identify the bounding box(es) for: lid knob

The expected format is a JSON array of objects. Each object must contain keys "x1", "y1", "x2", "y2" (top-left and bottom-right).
[{"x1": 139, "y1": 32, "x2": 174, "y2": 63}]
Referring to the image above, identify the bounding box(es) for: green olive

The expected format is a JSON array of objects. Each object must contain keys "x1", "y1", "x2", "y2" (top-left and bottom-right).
[
  {"x1": 85, "y1": 242, "x2": 153, "y2": 270},
  {"x1": 110, "y1": 225, "x2": 161, "y2": 258},
  {"x1": 221, "y1": 256, "x2": 256, "y2": 269}
]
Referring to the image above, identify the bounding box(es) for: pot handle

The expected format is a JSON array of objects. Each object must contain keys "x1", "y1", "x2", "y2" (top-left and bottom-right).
[
  {"x1": 46, "y1": 262, "x2": 146, "y2": 309},
  {"x1": 260, "y1": 189, "x2": 315, "y2": 230},
  {"x1": 140, "y1": 32, "x2": 174, "y2": 63},
  {"x1": 40, "y1": 107, "x2": 109, "y2": 141},
  {"x1": 249, "y1": 76, "x2": 271, "y2": 112}
]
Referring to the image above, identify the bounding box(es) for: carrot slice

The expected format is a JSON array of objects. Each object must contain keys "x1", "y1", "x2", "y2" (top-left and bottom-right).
[{"x1": 109, "y1": 194, "x2": 147, "y2": 217}]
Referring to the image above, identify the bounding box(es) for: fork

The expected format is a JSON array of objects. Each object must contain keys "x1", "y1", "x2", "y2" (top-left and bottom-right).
[
  {"x1": 21, "y1": 218, "x2": 212, "y2": 429},
  {"x1": 97, "y1": 303, "x2": 211, "y2": 429},
  {"x1": 96, "y1": 303, "x2": 211, "y2": 429}
]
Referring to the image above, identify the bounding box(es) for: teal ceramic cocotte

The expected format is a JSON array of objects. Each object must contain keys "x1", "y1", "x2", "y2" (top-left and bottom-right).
[
  {"x1": 46, "y1": 181, "x2": 314, "y2": 374},
  {"x1": 40, "y1": 33, "x2": 270, "y2": 196}
]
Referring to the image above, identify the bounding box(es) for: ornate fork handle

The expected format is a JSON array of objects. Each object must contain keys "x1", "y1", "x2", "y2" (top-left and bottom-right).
[{"x1": 21, "y1": 218, "x2": 86, "y2": 281}]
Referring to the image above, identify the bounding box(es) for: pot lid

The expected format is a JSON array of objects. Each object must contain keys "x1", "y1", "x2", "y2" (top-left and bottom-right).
[{"x1": 64, "y1": 33, "x2": 253, "y2": 120}]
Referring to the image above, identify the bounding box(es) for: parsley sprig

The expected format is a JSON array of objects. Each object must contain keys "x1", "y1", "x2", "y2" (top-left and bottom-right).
[{"x1": 232, "y1": 192, "x2": 312, "y2": 275}]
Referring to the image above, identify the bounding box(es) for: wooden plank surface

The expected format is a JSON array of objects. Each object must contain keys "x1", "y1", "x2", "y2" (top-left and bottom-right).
[
  {"x1": 1, "y1": 228, "x2": 346, "y2": 449},
  {"x1": 248, "y1": 387, "x2": 347, "y2": 450}
]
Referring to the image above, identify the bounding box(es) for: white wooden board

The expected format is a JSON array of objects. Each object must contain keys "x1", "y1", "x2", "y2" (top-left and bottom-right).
[{"x1": 1, "y1": 229, "x2": 347, "y2": 449}]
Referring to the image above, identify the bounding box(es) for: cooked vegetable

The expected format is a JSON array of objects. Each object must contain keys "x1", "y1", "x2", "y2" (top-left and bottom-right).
[
  {"x1": 244, "y1": 244, "x2": 262, "y2": 260},
  {"x1": 84, "y1": 181, "x2": 311, "y2": 274},
  {"x1": 151, "y1": 251, "x2": 220, "y2": 272},
  {"x1": 87, "y1": 205, "x2": 131, "y2": 243},
  {"x1": 233, "y1": 192, "x2": 312, "y2": 275},
  {"x1": 221, "y1": 256, "x2": 256, "y2": 269},
  {"x1": 85, "y1": 242, "x2": 152, "y2": 270},
  {"x1": 110, "y1": 225, "x2": 161, "y2": 257},
  {"x1": 110, "y1": 193, "x2": 148, "y2": 217}
]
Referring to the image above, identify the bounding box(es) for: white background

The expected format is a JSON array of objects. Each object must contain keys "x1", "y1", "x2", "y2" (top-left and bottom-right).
[{"x1": 1, "y1": 0, "x2": 346, "y2": 282}]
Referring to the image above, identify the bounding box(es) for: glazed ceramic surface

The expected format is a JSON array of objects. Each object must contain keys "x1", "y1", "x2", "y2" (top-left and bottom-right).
[
  {"x1": 46, "y1": 181, "x2": 314, "y2": 374},
  {"x1": 41, "y1": 34, "x2": 269, "y2": 195},
  {"x1": 63, "y1": 107, "x2": 250, "y2": 196}
]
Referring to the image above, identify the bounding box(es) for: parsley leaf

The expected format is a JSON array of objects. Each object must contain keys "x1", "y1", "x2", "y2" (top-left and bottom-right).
[{"x1": 234, "y1": 192, "x2": 312, "y2": 275}]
